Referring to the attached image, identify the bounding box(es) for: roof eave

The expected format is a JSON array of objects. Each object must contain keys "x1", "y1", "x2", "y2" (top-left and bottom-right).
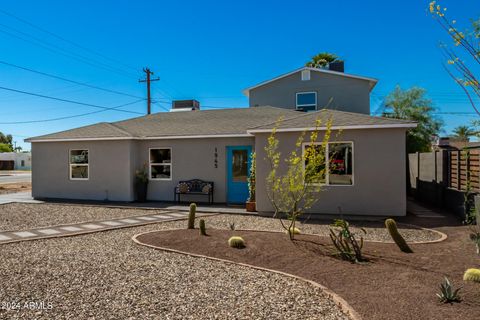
[{"x1": 247, "y1": 123, "x2": 417, "y2": 134}]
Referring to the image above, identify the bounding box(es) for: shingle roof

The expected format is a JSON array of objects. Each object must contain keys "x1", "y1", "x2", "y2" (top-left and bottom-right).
[
  {"x1": 247, "y1": 109, "x2": 416, "y2": 132},
  {"x1": 112, "y1": 106, "x2": 298, "y2": 137},
  {"x1": 25, "y1": 107, "x2": 416, "y2": 142},
  {"x1": 26, "y1": 107, "x2": 298, "y2": 141},
  {"x1": 26, "y1": 122, "x2": 133, "y2": 141}
]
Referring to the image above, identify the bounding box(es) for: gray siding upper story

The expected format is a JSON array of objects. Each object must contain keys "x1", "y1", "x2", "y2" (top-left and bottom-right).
[{"x1": 245, "y1": 68, "x2": 377, "y2": 114}]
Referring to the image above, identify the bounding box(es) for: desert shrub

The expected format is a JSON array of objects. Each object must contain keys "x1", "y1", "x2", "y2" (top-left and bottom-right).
[
  {"x1": 199, "y1": 219, "x2": 207, "y2": 236},
  {"x1": 286, "y1": 226, "x2": 301, "y2": 235},
  {"x1": 228, "y1": 236, "x2": 246, "y2": 249},
  {"x1": 463, "y1": 268, "x2": 480, "y2": 283},
  {"x1": 385, "y1": 218, "x2": 413, "y2": 253},
  {"x1": 188, "y1": 203, "x2": 196, "y2": 229},
  {"x1": 229, "y1": 222, "x2": 236, "y2": 231},
  {"x1": 437, "y1": 277, "x2": 461, "y2": 303},
  {"x1": 329, "y1": 219, "x2": 366, "y2": 263}
]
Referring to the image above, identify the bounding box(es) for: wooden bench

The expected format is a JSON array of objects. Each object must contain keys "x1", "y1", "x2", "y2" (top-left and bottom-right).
[{"x1": 174, "y1": 179, "x2": 214, "y2": 204}]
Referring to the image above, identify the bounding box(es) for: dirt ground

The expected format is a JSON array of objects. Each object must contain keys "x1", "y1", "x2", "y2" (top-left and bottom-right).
[
  {"x1": 137, "y1": 223, "x2": 480, "y2": 320},
  {"x1": 0, "y1": 182, "x2": 31, "y2": 194}
]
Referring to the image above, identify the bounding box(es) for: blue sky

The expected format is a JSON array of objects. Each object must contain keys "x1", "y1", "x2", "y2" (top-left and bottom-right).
[{"x1": 0, "y1": 0, "x2": 478, "y2": 150}]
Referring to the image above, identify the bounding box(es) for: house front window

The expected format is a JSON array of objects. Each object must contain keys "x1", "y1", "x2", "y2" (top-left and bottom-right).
[
  {"x1": 149, "y1": 148, "x2": 172, "y2": 180},
  {"x1": 70, "y1": 149, "x2": 89, "y2": 180},
  {"x1": 296, "y1": 92, "x2": 317, "y2": 112},
  {"x1": 303, "y1": 142, "x2": 353, "y2": 186}
]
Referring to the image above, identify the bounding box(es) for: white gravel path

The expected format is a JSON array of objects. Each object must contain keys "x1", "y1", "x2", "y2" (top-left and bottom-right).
[
  {"x1": 0, "y1": 223, "x2": 351, "y2": 320},
  {"x1": 0, "y1": 203, "x2": 168, "y2": 231}
]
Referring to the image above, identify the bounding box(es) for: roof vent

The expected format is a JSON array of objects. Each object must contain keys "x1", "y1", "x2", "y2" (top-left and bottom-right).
[
  {"x1": 329, "y1": 61, "x2": 344, "y2": 73},
  {"x1": 171, "y1": 99, "x2": 200, "y2": 112}
]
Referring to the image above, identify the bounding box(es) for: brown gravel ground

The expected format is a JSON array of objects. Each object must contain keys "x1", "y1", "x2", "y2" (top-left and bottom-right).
[
  {"x1": 0, "y1": 182, "x2": 30, "y2": 195},
  {"x1": 137, "y1": 221, "x2": 480, "y2": 320}
]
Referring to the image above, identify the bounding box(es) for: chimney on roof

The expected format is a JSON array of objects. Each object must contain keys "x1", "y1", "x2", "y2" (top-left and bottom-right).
[
  {"x1": 329, "y1": 61, "x2": 344, "y2": 73},
  {"x1": 170, "y1": 99, "x2": 200, "y2": 112}
]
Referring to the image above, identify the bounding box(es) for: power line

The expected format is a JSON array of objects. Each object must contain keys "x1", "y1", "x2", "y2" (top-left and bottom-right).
[
  {"x1": 0, "y1": 8, "x2": 138, "y2": 73},
  {"x1": 0, "y1": 60, "x2": 146, "y2": 100},
  {"x1": 0, "y1": 99, "x2": 144, "y2": 124},
  {"x1": 0, "y1": 85, "x2": 143, "y2": 115},
  {"x1": 0, "y1": 22, "x2": 136, "y2": 78}
]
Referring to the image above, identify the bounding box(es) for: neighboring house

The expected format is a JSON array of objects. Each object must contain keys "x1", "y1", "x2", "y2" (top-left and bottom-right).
[
  {"x1": 243, "y1": 66, "x2": 377, "y2": 114},
  {"x1": 26, "y1": 66, "x2": 415, "y2": 216},
  {"x1": 0, "y1": 152, "x2": 31, "y2": 170}
]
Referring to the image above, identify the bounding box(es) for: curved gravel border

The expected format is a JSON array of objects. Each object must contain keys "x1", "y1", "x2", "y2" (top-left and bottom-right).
[
  {"x1": 133, "y1": 230, "x2": 360, "y2": 320},
  {"x1": 191, "y1": 214, "x2": 445, "y2": 243}
]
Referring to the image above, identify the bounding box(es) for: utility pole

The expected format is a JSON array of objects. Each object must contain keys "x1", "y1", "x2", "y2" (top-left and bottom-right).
[{"x1": 139, "y1": 67, "x2": 159, "y2": 115}]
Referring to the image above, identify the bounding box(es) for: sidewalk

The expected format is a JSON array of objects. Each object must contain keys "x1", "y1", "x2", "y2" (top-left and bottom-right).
[{"x1": 0, "y1": 191, "x2": 41, "y2": 204}]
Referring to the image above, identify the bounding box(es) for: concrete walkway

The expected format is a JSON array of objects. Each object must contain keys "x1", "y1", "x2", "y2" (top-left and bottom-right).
[
  {"x1": 407, "y1": 199, "x2": 448, "y2": 219},
  {"x1": 0, "y1": 191, "x2": 41, "y2": 204},
  {"x1": 0, "y1": 209, "x2": 212, "y2": 245}
]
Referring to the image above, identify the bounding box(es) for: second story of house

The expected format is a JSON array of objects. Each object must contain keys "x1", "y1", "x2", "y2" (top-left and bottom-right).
[{"x1": 243, "y1": 64, "x2": 378, "y2": 115}]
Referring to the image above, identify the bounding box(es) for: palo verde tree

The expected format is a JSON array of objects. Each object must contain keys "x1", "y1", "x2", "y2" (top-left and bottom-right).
[
  {"x1": 306, "y1": 52, "x2": 341, "y2": 68},
  {"x1": 383, "y1": 86, "x2": 443, "y2": 153},
  {"x1": 264, "y1": 117, "x2": 333, "y2": 240},
  {"x1": 429, "y1": 1, "x2": 480, "y2": 116}
]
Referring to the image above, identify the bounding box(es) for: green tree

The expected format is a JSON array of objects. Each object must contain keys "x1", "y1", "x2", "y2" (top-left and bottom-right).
[
  {"x1": 306, "y1": 52, "x2": 341, "y2": 68},
  {"x1": 0, "y1": 143, "x2": 13, "y2": 152},
  {"x1": 452, "y1": 125, "x2": 475, "y2": 141},
  {"x1": 264, "y1": 117, "x2": 332, "y2": 240},
  {"x1": 383, "y1": 86, "x2": 442, "y2": 153},
  {"x1": 0, "y1": 132, "x2": 13, "y2": 150}
]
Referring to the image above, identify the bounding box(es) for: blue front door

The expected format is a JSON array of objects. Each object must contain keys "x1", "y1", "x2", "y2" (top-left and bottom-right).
[{"x1": 226, "y1": 146, "x2": 252, "y2": 204}]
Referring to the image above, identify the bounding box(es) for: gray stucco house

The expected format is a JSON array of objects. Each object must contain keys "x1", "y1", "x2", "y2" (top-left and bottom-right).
[{"x1": 26, "y1": 66, "x2": 415, "y2": 216}]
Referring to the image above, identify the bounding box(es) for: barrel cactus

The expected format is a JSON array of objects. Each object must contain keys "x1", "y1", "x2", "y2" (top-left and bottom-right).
[
  {"x1": 286, "y1": 227, "x2": 301, "y2": 236},
  {"x1": 385, "y1": 218, "x2": 413, "y2": 253},
  {"x1": 199, "y1": 219, "x2": 207, "y2": 236},
  {"x1": 187, "y1": 203, "x2": 196, "y2": 229},
  {"x1": 228, "y1": 236, "x2": 246, "y2": 249},
  {"x1": 463, "y1": 268, "x2": 480, "y2": 283}
]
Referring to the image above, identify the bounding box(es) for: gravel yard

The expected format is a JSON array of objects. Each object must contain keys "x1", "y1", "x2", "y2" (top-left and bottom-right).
[
  {"x1": 0, "y1": 222, "x2": 350, "y2": 320},
  {"x1": 0, "y1": 203, "x2": 169, "y2": 231},
  {"x1": 0, "y1": 203, "x2": 441, "y2": 243},
  {"x1": 197, "y1": 214, "x2": 442, "y2": 243}
]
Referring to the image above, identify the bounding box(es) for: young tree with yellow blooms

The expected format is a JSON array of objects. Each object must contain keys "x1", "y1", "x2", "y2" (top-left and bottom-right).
[
  {"x1": 264, "y1": 117, "x2": 333, "y2": 240},
  {"x1": 429, "y1": 1, "x2": 480, "y2": 116}
]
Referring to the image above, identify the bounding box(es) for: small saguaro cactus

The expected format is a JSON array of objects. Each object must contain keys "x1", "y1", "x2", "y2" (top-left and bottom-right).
[
  {"x1": 228, "y1": 236, "x2": 246, "y2": 249},
  {"x1": 187, "y1": 203, "x2": 196, "y2": 229},
  {"x1": 199, "y1": 219, "x2": 207, "y2": 236},
  {"x1": 385, "y1": 218, "x2": 413, "y2": 253},
  {"x1": 463, "y1": 268, "x2": 480, "y2": 283}
]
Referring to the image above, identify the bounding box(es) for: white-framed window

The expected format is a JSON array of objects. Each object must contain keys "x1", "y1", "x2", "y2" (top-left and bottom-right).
[
  {"x1": 69, "y1": 149, "x2": 89, "y2": 180},
  {"x1": 296, "y1": 92, "x2": 317, "y2": 112},
  {"x1": 301, "y1": 69, "x2": 311, "y2": 81},
  {"x1": 302, "y1": 141, "x2": 354, "y2": 186},
  {"x1": 149, "y1": 148, "x2": 172, "y2": 180}
]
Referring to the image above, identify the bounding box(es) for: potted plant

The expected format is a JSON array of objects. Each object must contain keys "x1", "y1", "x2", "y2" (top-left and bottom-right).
[
  {"x1": 246, "y1": 152, "x2": 256, "y2": 212},
  {"x1": 135, "y1": 165, "x2": 149, "y2": 202}
]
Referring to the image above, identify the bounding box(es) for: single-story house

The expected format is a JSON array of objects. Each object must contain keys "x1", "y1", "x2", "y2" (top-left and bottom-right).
[
  {"x1": 25, "y1": 65, "x2": 416, "y2": 216},
  {"x1": 0, "y1": 152, "x2": 31, "y2": 170},
  {"x1": 26, "y1": 106, "x2": 415, "y2": 216}
]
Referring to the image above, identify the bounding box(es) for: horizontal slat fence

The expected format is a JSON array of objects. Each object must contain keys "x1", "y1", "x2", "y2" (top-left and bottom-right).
[{"x1": 448, "y1": 150, "x2": 480, "y2": 192}]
